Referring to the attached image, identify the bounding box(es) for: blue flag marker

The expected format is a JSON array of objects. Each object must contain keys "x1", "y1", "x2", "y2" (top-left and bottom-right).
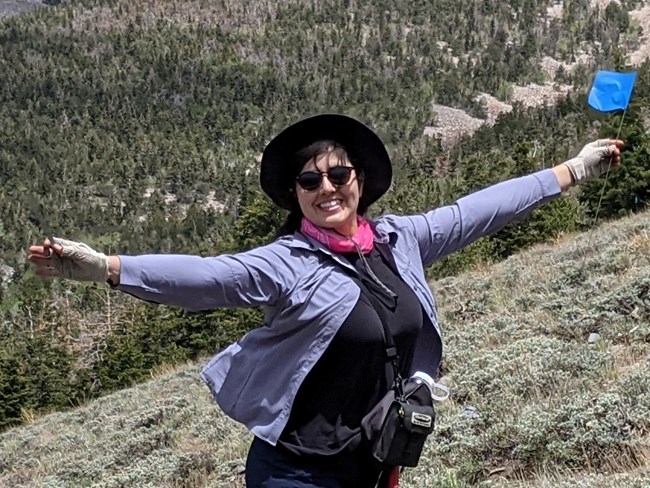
[{"x1": 588, "y1": 70, "x2": 637, "y2": 112}]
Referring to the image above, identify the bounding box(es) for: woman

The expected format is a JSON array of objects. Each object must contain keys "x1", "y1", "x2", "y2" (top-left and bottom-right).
[{"x1": 28, "y1": 114, "x2": 623, "y2": 488}]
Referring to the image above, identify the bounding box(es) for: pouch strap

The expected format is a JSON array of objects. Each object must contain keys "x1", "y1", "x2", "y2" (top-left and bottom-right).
[{"x1": 345, "y1": 242, "x2": 404, "y2": 396}]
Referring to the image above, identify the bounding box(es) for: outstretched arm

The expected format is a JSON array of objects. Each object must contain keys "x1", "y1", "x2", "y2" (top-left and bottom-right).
[
  {"x1": 28, "y1": 238, "x2": 291, "y2": 311},
  {"x1": 399, "y1": 139, "x2": 624, "y2": 267}
]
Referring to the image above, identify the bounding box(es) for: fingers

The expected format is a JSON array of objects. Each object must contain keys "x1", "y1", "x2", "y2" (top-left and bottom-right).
[
  {"x1": 594, "y1": 140, "x2": 624, "y2": 166},
  {"x1": 28, "y1": 256, "x2": 53, "y2": 266},
  {"x1": 45, "y1": 238, "x2": 64, "y2": 257},
  {"x1": 28, "y1": 245, "x2": 50, "y2": 258},
  {"x1": 27, "y1": 253, "x2": 61, "y2": 278},
  {"x1": 27, "y1": 240, "x2": 63, "y2": 279},
  {"x1": 606, "y1": 139, "x2": 624, "y2": 164},
  {"x1": 596, "y1": 145, "x2": 619, "y2": 164},
  {"x1": 609, "y1": 144, "x2": 622, "y2": 167},
  {"x1": 28, "y1": 241, "x2": 63, "y2": 259},
  {"x1": 50, "y1": 243, "x2": 63, "y2": 257},
  {"x1": 594, "y1": 139, "x2": 624, "y2": 148},
  {"x1": 594, "y1": 143, "x2": 622, "y2": 170},
  {"x1": 33, "y1": 267, "x2": 61, "y2": 278}
]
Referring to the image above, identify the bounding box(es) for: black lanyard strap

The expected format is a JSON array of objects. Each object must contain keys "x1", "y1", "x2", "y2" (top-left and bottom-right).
[{"x1": 347, "y1": 243, "x2": 404, "y2": 397}]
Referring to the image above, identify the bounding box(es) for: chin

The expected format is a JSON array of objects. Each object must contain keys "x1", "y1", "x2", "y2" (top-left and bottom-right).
[
  {"x1": 315, "y1": 220, "x2": 340, "y2": 229},
  {"x1": 307, "y1": 209, "x2": 356, "y2": 231},
  {"x1": 322, "y1": 215, "x2": 349, "y2": 227}
]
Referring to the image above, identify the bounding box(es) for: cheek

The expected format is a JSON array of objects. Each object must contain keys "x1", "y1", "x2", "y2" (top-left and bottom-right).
[
  {"x1": 348, "y1": 181, "x2": 362, "y2": 200},
  {"x1": 296, "y1": 191, "x2": 312, "y2": 213},
  {"x1": 354, "y1": 183, "x2": 363, "y2": 200}
]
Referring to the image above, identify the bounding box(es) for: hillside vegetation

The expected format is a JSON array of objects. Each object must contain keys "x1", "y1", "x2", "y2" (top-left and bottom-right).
[
  {"x1": 1, "y1": 0, "x2": 650, "y2": 435},
  {"x1": 1, "y1": 209, "x2": 648, "y2": 487}
]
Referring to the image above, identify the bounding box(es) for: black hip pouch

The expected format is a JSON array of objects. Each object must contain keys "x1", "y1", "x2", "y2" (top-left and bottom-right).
[{"x1": 362, "y1": 380, "x2": 435, "y2": 467}]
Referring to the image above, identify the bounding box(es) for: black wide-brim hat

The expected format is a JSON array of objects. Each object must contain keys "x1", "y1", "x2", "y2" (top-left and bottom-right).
[{"x1": 260, "y1": 114, "x2": 392, "y2": 210}]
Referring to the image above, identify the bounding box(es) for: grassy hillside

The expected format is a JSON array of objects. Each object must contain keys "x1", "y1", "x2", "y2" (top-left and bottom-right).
[{"x1": 1, "y1": 209, "x2": 648, "y2": 488}]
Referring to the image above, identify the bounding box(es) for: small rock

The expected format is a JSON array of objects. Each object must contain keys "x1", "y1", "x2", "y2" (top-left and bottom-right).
[
  {"x1": 0, "y1": 263, "x2": 14, "y2": 288},
  {"x1": 588, "y1": 333, "x2": 601, "y2": 344},
  {"x1": 462, "y1": 406, "x2": 480, "y2": 418}
]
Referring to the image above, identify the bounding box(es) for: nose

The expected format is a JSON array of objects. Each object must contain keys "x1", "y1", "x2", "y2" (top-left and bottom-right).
[{"x1": 319, "y1": 173, "x2": 336, "y2": 193}]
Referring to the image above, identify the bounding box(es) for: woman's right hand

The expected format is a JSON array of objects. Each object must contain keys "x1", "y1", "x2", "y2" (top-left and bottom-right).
[{"x1": 28, "y1": 237, "x2": 112, "y2": 283}]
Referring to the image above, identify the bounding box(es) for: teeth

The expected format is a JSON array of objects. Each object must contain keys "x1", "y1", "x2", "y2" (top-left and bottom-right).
[{"x1": 319, "y1": 200, "x2": 340, "y2": 209}]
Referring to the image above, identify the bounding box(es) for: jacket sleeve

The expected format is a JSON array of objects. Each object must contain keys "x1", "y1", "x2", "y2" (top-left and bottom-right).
[
  {"x1": 115, "y1": 242, "x2": 297, "y2": 311},
  {"x1": 402, "y1": 168, "x2": 562, "y2": 267}
]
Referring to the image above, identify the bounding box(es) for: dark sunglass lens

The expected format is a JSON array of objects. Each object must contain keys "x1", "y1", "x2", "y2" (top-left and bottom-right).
[
  {"x1": 297, "y1": 172, "x2": 322, "y2": 190},
  {"x1": 296, "y1": 167, "x2": 353, "y2": 191},
  {"x1": 329, "y1": 166, "x2": 353, "y2": 185}
]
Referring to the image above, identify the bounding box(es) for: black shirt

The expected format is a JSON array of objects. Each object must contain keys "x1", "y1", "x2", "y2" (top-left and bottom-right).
[{"x1": 279, "y1": 246, "x2": 424, "y2": 455}]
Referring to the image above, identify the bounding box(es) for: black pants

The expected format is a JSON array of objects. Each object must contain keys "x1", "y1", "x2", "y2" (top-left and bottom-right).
[{"x1": 245, "y1": 437, "x2": 383, "y2": 488}]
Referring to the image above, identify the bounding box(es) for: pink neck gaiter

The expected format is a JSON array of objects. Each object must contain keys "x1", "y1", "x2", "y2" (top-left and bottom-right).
[{"x1": 301, "y1": 216, "x2": 374, "y2": 254}]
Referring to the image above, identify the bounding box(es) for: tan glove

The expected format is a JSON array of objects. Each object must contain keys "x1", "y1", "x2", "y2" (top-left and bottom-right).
[
  {"x1": 47, "y1": 237, "x2": 110, "y2": 282},
  {"x1": 562, "y1": 140, "x2": 617, "y2": 184}
]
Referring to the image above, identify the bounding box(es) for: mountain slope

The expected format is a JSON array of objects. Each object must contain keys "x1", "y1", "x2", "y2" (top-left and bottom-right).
[{"x1": 1, "y1": 209, "x2": 648, "y2": 488}]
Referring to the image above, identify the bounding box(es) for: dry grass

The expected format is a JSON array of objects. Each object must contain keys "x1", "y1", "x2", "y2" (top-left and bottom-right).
[{"x1": 0, "y1": 366, "x2": 250, "y2": 487}]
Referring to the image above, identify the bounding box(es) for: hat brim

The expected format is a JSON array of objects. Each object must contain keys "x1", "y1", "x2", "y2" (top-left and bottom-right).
[{"x1": 260, "y1": 114, "x2": 392, "y2": 210}]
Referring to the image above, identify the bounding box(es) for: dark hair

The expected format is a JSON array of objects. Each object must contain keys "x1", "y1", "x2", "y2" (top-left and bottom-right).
[{"x1": 276, "y1": 140, "x2": 365, "y2": 236}]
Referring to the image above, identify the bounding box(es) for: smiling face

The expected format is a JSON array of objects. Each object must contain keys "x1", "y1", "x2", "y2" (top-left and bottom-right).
[{"x1": 295, "y1": 146, "x2": 363, "y2": 237}]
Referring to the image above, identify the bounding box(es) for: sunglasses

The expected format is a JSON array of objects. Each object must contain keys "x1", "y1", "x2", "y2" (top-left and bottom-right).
[{"x1": 296, "y1": 166, "x2": 356, "y2": 191}]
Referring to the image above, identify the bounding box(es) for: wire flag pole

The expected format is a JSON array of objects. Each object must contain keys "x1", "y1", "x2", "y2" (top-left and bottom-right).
[{"x1": 580, "y1": 69, "x2": 636, "y2": 265}]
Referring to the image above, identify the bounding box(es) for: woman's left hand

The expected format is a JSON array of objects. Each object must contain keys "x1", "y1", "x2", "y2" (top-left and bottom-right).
[{"x1": 562, "y1": 139, "x2": 624, "y2": 185}]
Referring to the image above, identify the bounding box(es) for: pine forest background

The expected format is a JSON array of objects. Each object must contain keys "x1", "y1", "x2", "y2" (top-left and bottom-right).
[{"x1": 0, "y1": 0, "x2": 649, "y2": 476}]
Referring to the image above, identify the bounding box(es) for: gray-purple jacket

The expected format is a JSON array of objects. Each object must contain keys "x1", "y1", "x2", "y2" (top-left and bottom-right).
[{"x1": 117, "y1": 169, "x2": 561, "y2": 445}]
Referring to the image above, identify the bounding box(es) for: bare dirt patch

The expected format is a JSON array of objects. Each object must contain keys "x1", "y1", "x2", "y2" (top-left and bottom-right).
[
  {"x1": 424, "y1": 104, "x2": 484, "y2": 147},
  {"x1": 511, "y1": 83, "x2": 573, "y2": 107},
  {"x1": 628, "y1": 5, "x2": 650, "y2": 65},
  {"x1": 425, "y1": 81, "x2": 572, "y2": 147}
]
